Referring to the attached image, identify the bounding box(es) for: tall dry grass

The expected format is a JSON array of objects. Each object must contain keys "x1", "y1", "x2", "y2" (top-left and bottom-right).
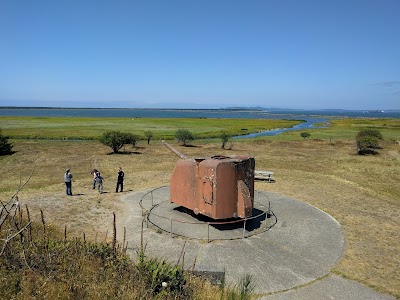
[{"x1": 0, "y1": 201, "x2": 224, "y2": 299}]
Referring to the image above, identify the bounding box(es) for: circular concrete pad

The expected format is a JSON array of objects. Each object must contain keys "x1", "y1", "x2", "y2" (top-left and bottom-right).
[
  {"x1": 120, "y1": 187, "x2": 344, "y2": 294},
  {"x1": 147, "y1": 196, "x2": 275, "y2": 240}
]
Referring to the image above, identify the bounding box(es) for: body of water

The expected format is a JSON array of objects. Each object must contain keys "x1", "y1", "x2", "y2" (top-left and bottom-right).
[
  {"x1": 233, "y1": 117, "x2": 328, "y2": 138},
  {"x1": 1, "y1": 107, "x2": 399, "y2": 119}
]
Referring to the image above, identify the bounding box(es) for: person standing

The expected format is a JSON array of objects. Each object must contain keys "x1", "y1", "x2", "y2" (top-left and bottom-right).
[
  {"x1": 64, "y1": 168, "x2": 73, "y2": 196},
  {"x1": 116, "y1": 167, "x2": 124, "y2": 192},
  {"x1": 96, "y1": 172, "x2": 104, "y2": 194},
  {"x1": 91, "y1": 169, "x2": 99, "y2": 189}
]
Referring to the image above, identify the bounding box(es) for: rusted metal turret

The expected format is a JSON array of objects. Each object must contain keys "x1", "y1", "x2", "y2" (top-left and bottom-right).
[{"x1": 163, "y1": 141, "x2": 255, "y2": 219}]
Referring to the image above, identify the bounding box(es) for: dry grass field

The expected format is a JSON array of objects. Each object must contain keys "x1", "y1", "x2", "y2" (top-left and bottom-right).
[{"x1": 1, "y1": 135, "x2": 399, "y2": 298}]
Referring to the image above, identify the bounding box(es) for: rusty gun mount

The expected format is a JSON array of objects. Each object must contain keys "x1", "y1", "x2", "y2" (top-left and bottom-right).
[{"x1": 163, "y1": 141, "x2": 255, "y2": 219}]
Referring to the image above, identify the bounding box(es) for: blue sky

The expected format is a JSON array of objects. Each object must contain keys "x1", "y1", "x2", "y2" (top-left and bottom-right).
[{"x1": 0, "y1": 0, "x2": 399, "y2": 109}]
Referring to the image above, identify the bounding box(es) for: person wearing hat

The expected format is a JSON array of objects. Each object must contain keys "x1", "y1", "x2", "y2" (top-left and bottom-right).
[{"x1": 64, "y1": 168, "x2": 73, "y2": 196}]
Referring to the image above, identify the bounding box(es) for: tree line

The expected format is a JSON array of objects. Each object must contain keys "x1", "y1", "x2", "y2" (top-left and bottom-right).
[
  {"x1": 98, "y1": 129, "x2": 232, "y2": 153},
  {"x1": 0, "y1": 127, "x2": 386, "y2": 156}
]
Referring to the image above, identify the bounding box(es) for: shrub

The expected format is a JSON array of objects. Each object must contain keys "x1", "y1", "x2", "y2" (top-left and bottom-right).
[
  {"x1": 0, "y1": 129, "x2": 13, "y2": 155},
  {"x1": 356, "y1": 129, "x2": 383, "y2": 155},
  {"x1": 175, "y1": 129, "x2": 195, "y2": 146},
  {"x1": 300, "y1": 132, "x2": 311, "y2": 139}
]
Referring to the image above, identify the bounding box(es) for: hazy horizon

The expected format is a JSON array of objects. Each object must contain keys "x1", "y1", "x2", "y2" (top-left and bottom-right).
[{"x1": 1, "y1": 104, "x2": 398, "y2": 111}]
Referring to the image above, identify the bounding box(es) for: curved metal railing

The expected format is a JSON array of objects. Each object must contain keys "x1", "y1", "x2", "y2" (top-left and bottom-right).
[{"x1": 139, "y1": 186, "x2": 277, "y2": 241}]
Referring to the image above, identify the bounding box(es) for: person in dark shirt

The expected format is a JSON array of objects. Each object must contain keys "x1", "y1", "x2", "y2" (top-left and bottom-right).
[
  {"x1": 64, "y1": 168, "x2": 73, "y2": 196},
  {"x1": 95, "y1": 172, "x2": 104, "y2": 194},
  {"x1": 116, "y1": 167, "x2": 124, "y2": 192}
]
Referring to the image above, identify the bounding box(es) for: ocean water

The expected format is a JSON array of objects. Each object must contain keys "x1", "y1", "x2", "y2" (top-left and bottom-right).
[{"x1": 0, "y1": 107, "x2": 399, "y2": 119}]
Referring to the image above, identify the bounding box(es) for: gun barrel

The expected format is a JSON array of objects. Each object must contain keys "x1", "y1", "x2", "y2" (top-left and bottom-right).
[{"x1": 162, "y1": 140, "x2": 187, "y2": 159}]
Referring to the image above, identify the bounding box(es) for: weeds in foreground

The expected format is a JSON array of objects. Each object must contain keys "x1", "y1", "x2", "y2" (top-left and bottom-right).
[
  {"x1": 221, "y1": 273, "x2": 256, "y2": 300},
  {"x1": 137, "y1": 250, "x2": 187, "y2": 298},
  {"x1": 1, "y1": 191, "x2": 257, "y2": 299}
]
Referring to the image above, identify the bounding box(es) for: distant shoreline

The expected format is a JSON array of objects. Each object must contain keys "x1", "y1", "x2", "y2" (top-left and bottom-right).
[
  {"x1": 0, "y1": 106, "x2": 399, "y2": 119},
  {"x1": 1, "y1": 106, "x2": 399, "y2": 112},
  {"x1": 0, "y1": 106, "x2": 262, "y2": 111}
]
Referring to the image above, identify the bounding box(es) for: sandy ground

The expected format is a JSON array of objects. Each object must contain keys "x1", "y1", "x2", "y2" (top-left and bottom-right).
[{"x1": 16, "y1": 185, "x2": 128, "y2": 243}]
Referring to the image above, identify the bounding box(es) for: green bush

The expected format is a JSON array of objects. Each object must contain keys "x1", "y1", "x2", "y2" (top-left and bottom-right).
[
  {"x1": 175, "y1": 129, "x2": 195, "y2": 146},
  {"x1": 356, "y1": 129, "x2": 383, "y2": 155},
  {"x1": 300, "y1": 132, "x2": 311, "y2": 139},
  {"x1": 0, "y1": 129, "x2": 13, "y2": 155}
]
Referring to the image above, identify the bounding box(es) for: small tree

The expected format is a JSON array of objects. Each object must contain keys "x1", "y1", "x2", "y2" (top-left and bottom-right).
[
  {"x1": 99, "y1": 131, "x2": 134, "y2": 153},
  {"x1": 0, "y1": 129, "x2": 13, "y2": 156},
  {"x1": 300, "y1": 132, "x2": 311, "y2": 139},
  {"x1": 144, "y1": 131, "x2": 153, "y2": 145},
  {"x1": 221, "y1": 132, "x2": 230, "y2": 149},
  {"x1": 175, "y1": 129, "x2": 195, "y2": 146},
  {"x1": 125, "y1": 133, "x2": 140, "y2": 147},
  {"x1": 356, "y1": 129, "x2": 383, "y2": 155}
]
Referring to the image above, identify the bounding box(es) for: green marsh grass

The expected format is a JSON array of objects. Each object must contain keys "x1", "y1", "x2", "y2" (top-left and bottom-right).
[{"x1": 0, "y1": 116, "x2": 301, "y2": 140}]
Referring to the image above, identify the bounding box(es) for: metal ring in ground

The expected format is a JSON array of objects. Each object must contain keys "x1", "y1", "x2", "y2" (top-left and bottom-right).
[{"x1": 140, "y1": 187, "x2": 277, "y2": 241}]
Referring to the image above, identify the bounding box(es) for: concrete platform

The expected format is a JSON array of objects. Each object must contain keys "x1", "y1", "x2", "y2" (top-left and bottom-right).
[
  {"x1": 146, "y1": 191, "x2": 275, "y2": 240},
  {"x1": 261, "y1": 274, "x2": 396, "y2": 300},
  {"x1": 119, "y1": 187, "x2": 395, "y2": 299}
]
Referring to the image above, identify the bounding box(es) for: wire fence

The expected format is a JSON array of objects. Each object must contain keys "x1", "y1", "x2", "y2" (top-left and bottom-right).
[{"x1": 139, "y1": 186, "x2": 277, "y2": 242}]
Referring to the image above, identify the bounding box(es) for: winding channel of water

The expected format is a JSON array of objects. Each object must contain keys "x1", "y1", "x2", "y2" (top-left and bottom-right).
[{"x1": 233, "y1": 117, "x2": 328, "y2": 138}]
